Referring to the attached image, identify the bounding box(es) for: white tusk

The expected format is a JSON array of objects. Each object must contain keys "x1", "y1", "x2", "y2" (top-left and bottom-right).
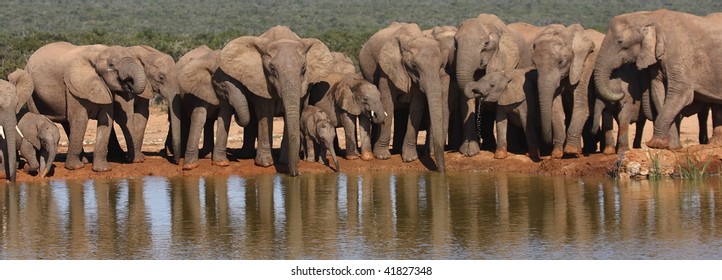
[
  {"x1": 0, "y1": 125, "x2": 4, "y2": 139},
  {"x1": 108, "y1": 68, "x2": 115, "y2": 72},
  {"x1": 384, "y1": 112, "x2": 388, "y2": 117},
  {"x1": 16, "y1": 125, "x2": 24, "y2": 139},
  {"x1": 371, "y1": 111, "x2": 375, "y2": 118}
]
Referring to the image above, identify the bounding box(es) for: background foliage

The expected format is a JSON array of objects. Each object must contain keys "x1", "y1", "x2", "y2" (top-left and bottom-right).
[{"x1": 1, "y1": 0, "x2": 721, "y2": 76}]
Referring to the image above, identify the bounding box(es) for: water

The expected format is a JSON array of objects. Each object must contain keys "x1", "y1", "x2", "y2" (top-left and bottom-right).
[{"x1": 1, "y1": 172, "x2": 721, "y2": 259}]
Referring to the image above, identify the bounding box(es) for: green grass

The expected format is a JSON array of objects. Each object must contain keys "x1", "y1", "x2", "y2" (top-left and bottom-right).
[{"x1": 676, "y1": 150, "x2": 712, "y2": 180}]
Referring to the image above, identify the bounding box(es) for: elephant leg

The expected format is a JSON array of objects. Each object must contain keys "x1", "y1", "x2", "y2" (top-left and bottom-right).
[
  {"x1": 357, "y1": 115, "x2": 374, "y2": 161},
  {"x1": 521, "y1": 106, "x2": 540, "y2": 161},
  {"x1": 648, "y1": 85, "x2": 694, "y2": 150},
  {"x1": 254, "y1": 99, "x2": 275, "y2": 167},
  {"x1": 633, "y1": 117, "x2": 646, "y2": 149},
  {"x1": 212, "y1": 105, "x2": 231, "y2": 166},
  {"x1": 616, "y1": 105, "x2": 632, "y2": 154},
  {"x1": 551, "y1": 96, "x2": 566, "y2": 159},
  {"x1": 183, "y1": 105, "x2": 208, "y2": 170},
  {"x1": 563, "y1": 92, "x2": 590, "y2": 156},
  {"x1": 200, "y1": 117, "x2": 215, "y2": 159},
  {"x1": 710, "y1": 104, "x2": 722, "y2": 144},
  {"x1": 92, "y1": 105, "x2": 113, "y2": 172},
  {"x1": 237, "y1": 121, "x2": 258, "y2": 159},
  {"x1": 65, "y1": 101, "x2": 90, "y2": 170},
  {"x1": 601, "y1": 108, "x2": 616, "y2": 155},
  {"x1": 130, "y1": 98, "x2": 150, "y2": 163},
  {"x1": 458, "y1": 98, "x2": 481, "y2": 156},
  {"x1": 494, "y1": 110, "x2": 509, "y2": 160},
  {"x1": 697, "y1": 106, "x2": 710, "y2": 145},
  {"x1": 111, "y1": 97, "x2": 134, "y2": 161},
  {"x1": 20, "y1": 140, "x2": 40, "y2": 173},
  {"x1": 402, "y1": 94, "x2": 424, "y2": 163},
  {"x1": 62, "y1": 121, "x2": 89, "y2": 164},
  {"x1": 303, "y1": 134, "x2": 315, "y2": 162},
  {"x1": 373, "y1": 77, "x2": 393, "y2": 160},
  {"x1": 342, "y1": 114, "x2": 360, "y2": 160}
]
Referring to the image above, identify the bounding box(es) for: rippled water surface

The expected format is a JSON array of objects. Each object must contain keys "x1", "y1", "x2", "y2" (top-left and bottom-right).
[{"x1": 1, "y1": 172, "x2": 721, "y2": 259}]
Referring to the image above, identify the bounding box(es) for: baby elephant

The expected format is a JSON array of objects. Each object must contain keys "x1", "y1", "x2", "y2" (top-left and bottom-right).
[
  {"x1": 464, "y1": 67, "x2": 547, "y2": 160},
  {"x1": 16, "y1": 111, "x2": 61, "y2": 178},
  {"x1": 301, "y1": 105, "x2": 340, "y2": 172}
]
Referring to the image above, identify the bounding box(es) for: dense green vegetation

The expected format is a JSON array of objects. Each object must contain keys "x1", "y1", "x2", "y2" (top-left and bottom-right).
[{"x1": 1, "y1": 0, "x2": 721, "y2": 76}]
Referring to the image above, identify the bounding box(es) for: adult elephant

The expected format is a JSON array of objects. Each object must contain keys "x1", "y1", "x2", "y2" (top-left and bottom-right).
[
  {"x1": 594, "y1": 9, "x2": 722, "y2": 149},
  {"x1": 532, "y1": 24, "x2": 603, "y2": 158},
  {"x1": 454, "y1": 14, "x2": 533, "y2": 157},
  {"x1": 0, "y1": 71, "x2": 27, "y2": 182},
  {"x1": 425, "y1": 25, "x2": 461, "y2": 150},
  {"x1": 359, "y1": 22, "x2": 448, "y2": 172},
  {"x1": 25, "y1": 42, "x2": 147, "y2": 172},
  {"x1": 218, "y1": 26, "x2": 333, "y2": 176},
  {"x1": 109, "y1": 45, "x2": 182, "y2": 164},
  {"x1": 174, "y1": 45, "x2": 251, "y2": 170}
]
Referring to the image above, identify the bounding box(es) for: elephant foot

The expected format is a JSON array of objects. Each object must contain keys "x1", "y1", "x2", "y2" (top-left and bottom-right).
[
  {"x1": 563, "y1": 145, "x2": 582, "y2": 156},
  {"x1": 602, "y1": 145, "x2": 617, "y2": 155},
  {"x1": 710, "y1": 134, "x2": 722, "y2": 145},
  {"x1": 255, "y1": 153, "x2": 274, "y2": 167},
  {"x1": 346, "y1": 154, "x2": 359, "y2": 160},
  {"x1": 402, "y1": 145, "x2": 419, "y2": 163},
  {"x1": 374, "y1": 147, "x2": 391, "y2": 160},
  {"x1": 616, "y1": 145, "x2": 630, "y2": 154},
  {"x1": 528, "y1": 147, "x2": 540, "y2": 161},
  {"x1": 551, "y1": 147, "x2": 564, "y2": 159},
  {"x1": 360, "y1": 150, "x2": 374, "y2": 161},
  {"x1": 92, "y1": 162, "x2": 112, "y2": 172},
  {"x1": 494, "y1": 149, "x2": 508, "y2": 159},
  {"x1": 647, "y1": 136, "x2": 670, "y2": 149},
  {"x1": 459, "y1": 140, "x2": 480, "y2": 157},
  {"x1": 303, "y1": 156, "x2": 316, "y2": 163},
  {"x1": 183, "y1": 161, "x2": 200, "y2": 170},
  {"x1": 212, "y1": 160, "x2": 230, "y2": 167},
  {"x1": 130, "y1": 153, "x2": 145, "y2": 163},
  {"x1": 64, "y1": 158, "x2": 85, "y2": 170}
]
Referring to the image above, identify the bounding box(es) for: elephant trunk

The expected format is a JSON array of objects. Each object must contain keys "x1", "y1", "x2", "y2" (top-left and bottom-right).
[
  {"x1": 537, "y1": 71, "x2": 562, "y2": 144},
  {"x1": 593, "y1": 42, "x2": 625, "y2": 102},
  {"x1": 119, "y1": 57, "x2": 148, "y2": 95},
  {"x1": 323, "y1": 131, "x2": 340, "y2": 172},
  {"x1": 422, "y1": 76, "x2": 446, "y2": 173},
  {"x1": 167, "y1": 91, "x2": 183, "y2": 164},
  {"x1": 1, "y1": 120, "x2": 17, "y2": 182},
  {"x1": 40, "y1": 141, "x2": 57, "y2": 178},
  {"x1": 281, "y1": 85, "x2": 302, "y2": 177},
  {"x1": 227, "y1": 84, "x2": 251, "y2": 127},
  {"x1": 455, "y1": 48, "x2": 481, "y2": 96}
]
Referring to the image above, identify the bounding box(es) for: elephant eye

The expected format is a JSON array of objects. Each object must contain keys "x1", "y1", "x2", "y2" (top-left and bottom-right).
[
  {"x1": 159, "y1": 74, "x2": 166, "y2": 83},
  {"x1": 268, "y1": 64, "x2": 277, "y2": 76},
  {"x1": 558, "y1": 59, "x2": 565, "y2": 66}
]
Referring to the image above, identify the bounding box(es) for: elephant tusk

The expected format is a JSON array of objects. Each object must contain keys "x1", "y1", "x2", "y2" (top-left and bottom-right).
[
  {"x1": 371, "y1": 111, "x2": 375, "y2": 118},
  {"x1": 0, "y1": 125, "x2": 4, "y2": 139},
  {"x1": 384, "y1": 112, "x2": 388, "y2": 117},
  {"x1": 16, "y1": 125, "x2": 24, "y2": 139}
]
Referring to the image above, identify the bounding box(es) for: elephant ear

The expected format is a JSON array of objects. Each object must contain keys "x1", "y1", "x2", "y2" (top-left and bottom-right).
[
  {"x1": 497, "y1": 70, "x2": 525, "y2": 106},
  {"x1": 178, "y1": 49, "x2": 220, "y2": 106},
  {"x1": 8, "y1": 69, "x2": 34, "y2": 113},
  {"x1": 637, "y1": 24, "x2": 665, "y2": 69},
  {"x1": 379, "y1": 36, "x2": 410, "y2": 92},
  {"x1": 487, "y1": 32, "x2": 520, "y2": 72},
  {"x1": 302, "y1": 38, "x2": 334, "y2": 84},
  {"x1": 220, "y1": 36, "x2": 271, "y2": 99},
  {"x1": 64, "y1": 58, "x2": 113, "y2": 104},
  {"x1": 334, "y1": 74, "x2": 362, "y2": 115},
  {"x1": 568, "y1": 24, "x2": 595, "y2": 85}
]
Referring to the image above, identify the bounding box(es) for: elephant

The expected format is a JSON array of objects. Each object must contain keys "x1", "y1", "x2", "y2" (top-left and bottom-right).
[
  {"x1": 532, "y1": 24, "x2": 604, "y2": 158},
  {"x1": 108, "y1": 45, "x2": 183, "y2": 165},
  {"x1": 359, "y1": 22, "x2": 449, "y2": 172},
  {"x1": 593, "y1": 9, "x2": 722, "y2": 149},
  {"x1": 218, "y1": 26, "x2": 333, "y2": 176},
  {"x1": 0, "y1": 73, "x2": 25, "y2": 182},
  {"x1": 25, "y1": 42, "x2": 147, "y2": 172},
  {"x1": 329, "y1": 52, "x2": 357, "y2": 75},
  {"x1": 464, "y1": 67, "x2": 541, "y2": 160},
  {"x1": 174, "y1": 45, "x2": 251, "y2": 170},
  {"x1": 300, "y1": 105, "x2": 340, "y2": 172},
  {"x1": 454, "y1": 14, "x2": 534, "y2": 157},
  {"x1": 6, "y1": 69, "x2": 60, "y2": 178},
  {"x1": 306, "y1": 72, "x2": 386, "y2": 160}
]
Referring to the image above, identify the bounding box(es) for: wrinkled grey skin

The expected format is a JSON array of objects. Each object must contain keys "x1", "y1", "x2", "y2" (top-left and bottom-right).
[
  {"x1": 109, "y1": 45, "x2": 183, "y2": 165},
  {"x1": 0, "y1": 80, "x2": 19, "y2": 182},
  {"x1": 532, "y1": 24, "x2": 603, "y2": 158},
  {"x1": 424, "y1": 26, "x2": 461, "y2": 150},
  {"x1": 300, "y1": 105, "x2": 340, "y2": 172},
  {"x1": 464, "y1": 68, "x2": 541, "y2": 160},
  {"x1": 16, "y1": 111, "x2": 60, "y2": 178},
  {"x1": 218, "y1": 26, "x2": 333, "y2": 176},
  {"x1": 454, "y1": 14, "x2": 533, "y2": 157},
  {"x1": 25, "y1": 42, "x2": 147, "y2": 172},
  {"x1": 594, "y1": 9, "x2": 722, "y2": 149},
  {"x1": 359, "y1": 22, "x2": 448, "y2": 172},
  {"x1": 307, "y1": 72, "x2": 385, "y2": 160},
  {"x1": 174, "y1": 45, "x2": 251, "y2": 170}
]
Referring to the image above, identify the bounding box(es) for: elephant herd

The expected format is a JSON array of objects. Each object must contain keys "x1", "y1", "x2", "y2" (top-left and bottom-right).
[{"x1": 2, "y1": 9, "x2": 722, "y2": 182}]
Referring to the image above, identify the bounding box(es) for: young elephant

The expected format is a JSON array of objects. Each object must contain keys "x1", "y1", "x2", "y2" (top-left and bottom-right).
[
  {"x1": 307, "y1": 72, "x2": 386, "y2": 160},
  {"x1": 300, "y1": 105, "x2": 340, "y2": 172},
  {"x1": 15, "y1": 110, "x2": 61, "y2": 178},
  {"x1": 6, "y1": 69, "x2": 61, "y2": 178},
  {"x1": 464, "y1": 67, "x2": 546, "y2": 160}
]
